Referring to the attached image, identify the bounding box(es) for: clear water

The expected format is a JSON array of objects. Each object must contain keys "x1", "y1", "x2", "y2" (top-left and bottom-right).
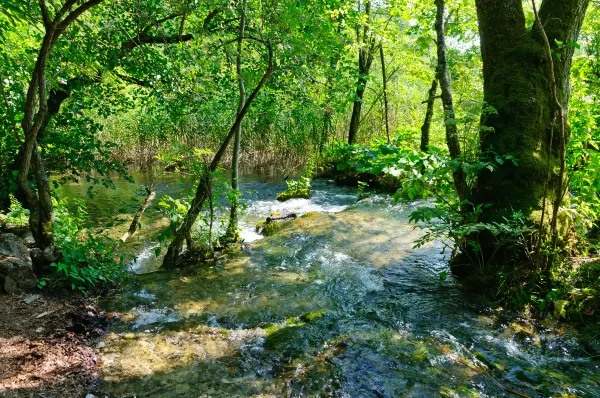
[{"x1": 58, "y1": 174, "x2": 600, "y2": 397}]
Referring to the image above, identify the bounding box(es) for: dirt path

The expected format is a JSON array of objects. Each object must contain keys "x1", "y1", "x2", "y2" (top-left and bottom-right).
[{"x1": 0, "y1": 291, "x2": 108, "y2": 398}]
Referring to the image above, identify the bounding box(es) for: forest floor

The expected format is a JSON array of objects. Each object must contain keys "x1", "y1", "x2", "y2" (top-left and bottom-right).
[{"x1": 0, "y1": 291, "x2": 109, "y2": 398}]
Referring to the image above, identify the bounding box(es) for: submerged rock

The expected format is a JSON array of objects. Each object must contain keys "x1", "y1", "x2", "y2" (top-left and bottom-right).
[
  {"x1": 256, "y1": 213, "x2": 298, "y2": 236},
  {"x1": 0, "y1": 233, "x2": 37, "y2": 293}
]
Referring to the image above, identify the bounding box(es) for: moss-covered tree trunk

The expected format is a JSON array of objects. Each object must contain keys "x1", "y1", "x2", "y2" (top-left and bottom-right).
[{"x1": 471, "y1": 0, "x2": 590, "y2": 262}]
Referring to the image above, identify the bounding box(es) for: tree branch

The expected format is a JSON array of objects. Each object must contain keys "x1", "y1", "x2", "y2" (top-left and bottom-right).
[
  {"x1": 38, "y1": 0, "x2": 52, "y2": 28},
  {"x1": 203, "y1": 8, "x2": 223, "y2": 31},
  {"x1": 121, "y1": 34, "x2": 194, "y2": 51},
  {"x1": 55, "y1": 0, "x2": 79, "y2": 22},
  {"x1": 141, "y1": 12, "x2": 183, "y2": 34},
  {"x1": 113, "y1": 72, "x2": 150, "y2": 87},
  {"x1": 57, "y1": 0, "x2": 105, "y2": 32}
]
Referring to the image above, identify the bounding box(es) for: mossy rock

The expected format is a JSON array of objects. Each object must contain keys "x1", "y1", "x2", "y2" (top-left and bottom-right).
[
  {"x1": 276, "y1": 189, "x2": 311, "y2": 202},
  {"x1": 255, "y1": 219, "x2": 295, "y2": 236}
]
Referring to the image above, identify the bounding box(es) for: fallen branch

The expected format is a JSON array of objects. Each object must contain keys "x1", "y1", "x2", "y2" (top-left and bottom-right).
[
  {"x1": 114, "y1": 181, "x2": 156, "y2": 248},
  {"x1": 265, "y1": 213, "x2": 297, "y2": 223}
]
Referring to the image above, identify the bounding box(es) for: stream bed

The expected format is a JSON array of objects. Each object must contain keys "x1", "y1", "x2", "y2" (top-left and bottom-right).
[{"x1": 59, "y1": 174, "x2": 600, "y2": 397}]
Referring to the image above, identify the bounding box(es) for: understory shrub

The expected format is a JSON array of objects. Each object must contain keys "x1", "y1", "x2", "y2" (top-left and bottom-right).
[
  {"x1": 276, "y1": 160, "x2": 313, "y2": 202},
  {"x1": 49, "y1": 198, "x2": 127, "y2": 291},
  {"x1": 0, "y1": 194, "x2": 29, "y2": 227}
]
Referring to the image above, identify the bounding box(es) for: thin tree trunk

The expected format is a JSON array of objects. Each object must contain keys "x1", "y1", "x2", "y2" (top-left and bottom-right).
[
  {"x1": 530, "y1": 0, "x2": 565, "y2": 268},
  {"x1": 379, "y1": 44, "x2": 390, "y2": 144},
  {"x1": 225, "y1": 0, "x2": 247, "y2": 242},
  {"x1": 420, "y1": 79, "x2": 438, "y2": 152},
  {"x1": 435, "y1": 0, "x2": 467, "y2": 201},
  {"x1": 115, "y1": 182, "x2": 156, "y2": 248},
  {"x1": 163, "y1": 41, "x2": 273, "y2": 268},
  {"x1": 435, "y1": 0, "x2": 466, "y2": 197}
]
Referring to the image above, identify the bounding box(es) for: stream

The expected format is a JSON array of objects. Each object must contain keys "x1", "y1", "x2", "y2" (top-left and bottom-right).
[{"x1": 57, "y1": 173, "x2": 600, "y2": 397}]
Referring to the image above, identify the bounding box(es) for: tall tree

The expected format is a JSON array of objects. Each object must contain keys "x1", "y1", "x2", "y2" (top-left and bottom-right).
[
  {"x1": 16, "y1": 0, "x2": 105, "y2": 248},
  {"x1": 347, "y1": 0, "x2": 377, "y2": 145},
  {"x1": 472, "y1": 0, "x2": 590, "y2": 261},
  {"x1": 163, "y1": 40, "x2": 273, "y2": 268}
]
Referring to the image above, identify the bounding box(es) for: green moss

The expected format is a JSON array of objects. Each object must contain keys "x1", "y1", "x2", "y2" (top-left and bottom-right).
[
  {"x1": 276, "y1": 175, "x2": 312, "y2": 202},
  {"x1": 255, "y1": 220, "x2": 291, "y2": 236},
  {"x1": 299, "y1": 309, "x2": 327, "y2": 323},
  {"x1": 276, "y1": 189, "x2": 311, "y2": 202},
  {"x1": 300, "y1": 212, "x2": 320, "y2": 219}
]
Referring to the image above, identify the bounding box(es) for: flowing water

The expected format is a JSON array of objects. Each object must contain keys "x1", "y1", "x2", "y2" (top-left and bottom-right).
[{"x1": 58, "y1": 174, "x2": 600, "y2": 397}]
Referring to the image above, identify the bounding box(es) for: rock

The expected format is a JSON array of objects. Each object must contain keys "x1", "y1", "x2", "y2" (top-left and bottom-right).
[
  {"x1": 85, "y1": 394, "x2": 97, "y2": 398},
  {"x1": 29, "y1": 247, "x2": 44, "y2": 264},
  {"x1": 0, "y1": 233, "x2": 30, "y2": 259},
  {"x1": 43, "y1": 246, "x2": 61, "y2": 263},
  {"x1": 1, "y1": 275, "x2": 18, "y2": 294},
  {"x1": 23, "y1": 294, "x2": 41, "y2": 304},
  {"x1": 0, "y1": 233, "x2": 37, "y2": 293},
  {"x1": 30, "y1": 247, "x2": 47, "y2": 273}
]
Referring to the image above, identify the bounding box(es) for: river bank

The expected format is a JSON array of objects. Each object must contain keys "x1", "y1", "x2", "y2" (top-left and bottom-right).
[
  {"x1": 2, "y1": 176, "x2": 599, "y2": 397},
  {"x1": 0, "y1": 291, "x2": 108, "y2": 397}
]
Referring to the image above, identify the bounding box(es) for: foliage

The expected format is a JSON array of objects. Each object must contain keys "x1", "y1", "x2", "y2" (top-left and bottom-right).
[
  {"x1": 155, "y1": 146, "x2": 233, "y2": 253},
  {"x1": 276, "y1": 160, "x2": 314, "y2": 202},
  {"x1": 49, "y1": 198, "x2": 127, "y2": 292},
  {"x1": 411, "y1": 205, "x2": 536, "y2": 269},
  {"x1": 0, "y1": 194, "x2": 29, "y2": 227}
]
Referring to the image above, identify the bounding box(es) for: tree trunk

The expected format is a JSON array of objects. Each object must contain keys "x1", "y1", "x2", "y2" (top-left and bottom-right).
[
  {"x1": 348, "y1": 85, "x2": 365, "y2": 145},
  {"x1": 163, "y1": 41, "x2": 273, "y2": 268},
  {"x1": 225, "y1": 0, "x2": 247, "y2": 243},
  {"x1": 420, "y1": 79, "x2": 438, "y2": 152},
  {"x1": 379, "y1": 44, "x2": 390, "y2": 144},
  {"x1": 435, "y1": 0, "x2": 467, "y2": 201},
  {"x1": 115, "y1": 183, "x2": 156, "y2": 248},
  {"x1": 471, "y1": 0, "x2": 590, "y2": 262},
  {"x1": 347, "y1": 0, "x2": 375, "y2": 145},
  {"x1": 16, "y1": 0, "x2": 105, "y2": 249}
]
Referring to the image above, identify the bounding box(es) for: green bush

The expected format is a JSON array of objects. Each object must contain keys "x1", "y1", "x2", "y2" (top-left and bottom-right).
[
  {"x1": 49, "y1": 198, "x2": 127, "y2": 292},
  {"x1": 276, "y1": 160, "x2": 313, "y2": 202},
  {"x1": 0, "y1": 194, "x2": 30, "y2": 227}
]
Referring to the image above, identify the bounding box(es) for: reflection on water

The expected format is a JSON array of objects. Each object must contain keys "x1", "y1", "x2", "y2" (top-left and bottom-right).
[{"x1": 58, "y1": 173, "x2": 599, "y2": 397}]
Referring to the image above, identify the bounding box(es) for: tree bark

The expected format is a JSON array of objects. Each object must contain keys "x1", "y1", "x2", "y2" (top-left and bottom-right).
[
  {"x1": 379, "y1": 44, "x2": 390, "y2": 144},
  {"x1": 162, "y1": 41, "x2": 273, "y2": 268},
  {"x1": 471, "y1": 0, "x2": 590, "y2": 262},
  {"x1": 225, "y1": 0, "x2": 247, "y2": 242},
  {"x1": 420, "y1": 79, "x2": 438, "y2": 152},
  {"x1": 434, "y1": 0, "x2": 467, "y2": 201},
  {"x1": 347, "y1": 0, "x2": 375, "y2": 145}
]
